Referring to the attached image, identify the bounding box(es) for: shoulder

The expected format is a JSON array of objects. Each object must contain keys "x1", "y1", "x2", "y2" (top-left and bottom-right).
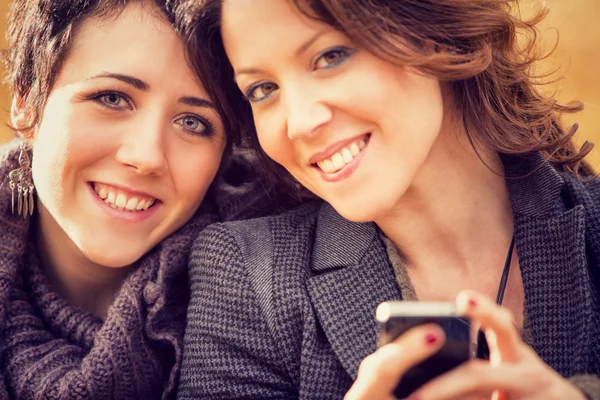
[
  {"x1": 227, "y1": 200, "x2": 322, "y2": 237},
  {"x1": 191, "y1": 201, "x2": 322, "y2": 251},
  {"x1": 189, "y1": 201, "x2": 323, "y2": 274},
  {"x1": 561, "y1": 173, "x2": 600, "y2": 206},
  {"x1": 575, "y1": 175, "x2": 600, "y2": 196}
]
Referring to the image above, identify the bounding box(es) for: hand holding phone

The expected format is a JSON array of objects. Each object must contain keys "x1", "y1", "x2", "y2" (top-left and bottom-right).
[{"x1": 376, "y1": 301, "x2": 472, "y2": 398}]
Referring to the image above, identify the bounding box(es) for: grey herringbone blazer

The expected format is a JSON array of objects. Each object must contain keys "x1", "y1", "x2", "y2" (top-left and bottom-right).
[{"x1": 178, "y1": 153, "x2": 600, "y2": 399}]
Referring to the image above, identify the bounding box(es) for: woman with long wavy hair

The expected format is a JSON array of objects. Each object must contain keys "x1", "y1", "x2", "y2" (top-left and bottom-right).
[{"x1": 179, "y1": 1, "x2": 600, "y2": 399}]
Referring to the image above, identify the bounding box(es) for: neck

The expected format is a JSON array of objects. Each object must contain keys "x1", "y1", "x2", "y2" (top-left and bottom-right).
[
  {"x1": 35, "y1": 205, "x2": 133, "y2": 319},
  {"x1": 376, "y1": 126, "x2": 514, "y2": 277}
]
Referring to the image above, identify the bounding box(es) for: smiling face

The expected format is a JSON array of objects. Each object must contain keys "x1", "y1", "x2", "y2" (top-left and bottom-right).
[
  {"x1": 15, "y1": 2, "x2": 226, "y2": 268},
  {"x1": 222, "y1": 0, "x2": 446, "y2": 222}
]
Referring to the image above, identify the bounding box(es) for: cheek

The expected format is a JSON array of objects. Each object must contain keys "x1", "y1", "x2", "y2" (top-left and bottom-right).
[
  {"x1": 31, "y1": 112, "x2": 74, "y2": 203},
  {"x1": 355, "y1": 62, "x2": 444, "y2": 125},
  {"x1": 406, "y1": 80, "x2": 444, "y2": 131},
  {"x1": 391, "y1": 70, "x2": 444, "y2": 123},
  {"x1": 31, "y1": 97, "x2": 113, "y2": 180},
  {"x1": 255, "y1": 115, "x2": 289, "y2": 164},
  {"x1": 374, "y1": 72, "x2": 444, "y2": 149},
  {"x1": 171, "y1": 144, "x2": 225, "y2": 204}
]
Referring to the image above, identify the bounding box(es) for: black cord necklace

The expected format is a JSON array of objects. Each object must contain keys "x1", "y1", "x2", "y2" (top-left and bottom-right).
[
  {"x1": 495, "y1": 235, "x2": 515, "y2": 305},
  {"x1": 476, "y1": 235, "x2": 515, "y2": 359}
]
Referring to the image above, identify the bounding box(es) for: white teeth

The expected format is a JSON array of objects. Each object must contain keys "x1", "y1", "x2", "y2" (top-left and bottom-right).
[
  {"x1": 106, "y1": 192, "x2": 116, "y2": 204},
  {"x1": 125, "y1": 197, "x2": 138, "y2": 211},
  {"x1": 331, "y1": 153, "x2": 345, "y2": 169},
  {"x1": 316, "y1": 138, "x2": 368, "y2": 174},
  {"x1": 93, "y1": 183, "x2": 156, "y2": 212},
  {"x1": 115, "y1": 194, "x2": 127, "y2": 208},
  {"x1": 341, "y1": 148, "x2": 353, "y2": 163},
  {"x1": 323, "y1": 159, "x2": 334, "y2": 173}
]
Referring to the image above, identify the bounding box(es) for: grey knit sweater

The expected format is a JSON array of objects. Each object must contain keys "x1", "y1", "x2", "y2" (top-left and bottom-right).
[{"x1": 0, "y1": 141, "x2": 278, "y2": 400}]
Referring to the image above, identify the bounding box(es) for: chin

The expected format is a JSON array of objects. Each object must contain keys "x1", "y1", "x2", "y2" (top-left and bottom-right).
[
  {"x1": 72, "y1": 231, "x2": 160, "y2": 268},
  {"x1": 330, "y1": 191, "x2": 401, "y2": 224},
  {"x1": 82, "y1": 247, "x2": 146, "y2": 269},
  {"x1": 333, "y1": 201, "x2": 385, "y2": 224}
]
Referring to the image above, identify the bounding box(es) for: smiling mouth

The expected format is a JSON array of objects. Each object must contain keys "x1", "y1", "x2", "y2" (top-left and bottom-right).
[
  {"x1": 314, "y1": 134, "x2": 370, "y2": 174},
  {"x1": 91, "y1": 182, "x2": 157, "y2": 212}
]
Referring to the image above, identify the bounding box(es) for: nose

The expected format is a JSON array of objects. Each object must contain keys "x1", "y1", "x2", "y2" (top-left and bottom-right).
[
  {"x1": 114, "y1": 114, "x2": 167, "y2": 175},
  {"x1": 285, "y1": 85, "x2": 333, "y2": 141}
]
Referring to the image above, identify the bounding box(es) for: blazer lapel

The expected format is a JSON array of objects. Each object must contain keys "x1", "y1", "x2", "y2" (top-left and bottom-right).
[
  {"x1": 505, "y1": 153, "x2": 594, "y2": 376},
  {"x1": 306, "y1": 204, "x2": 402, "y2": 380}
]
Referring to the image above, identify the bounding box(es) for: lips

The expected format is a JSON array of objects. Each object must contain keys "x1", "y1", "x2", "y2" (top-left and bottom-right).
[
  {"x1": 316, "y1": 137, "x2": 367, "y2": 173},
  {"x1": 91, "y1": 182, "x2": 156, "y2": 212},
  {"x1": 311, "y1": 134, "x2": 370, "y2": 174}
]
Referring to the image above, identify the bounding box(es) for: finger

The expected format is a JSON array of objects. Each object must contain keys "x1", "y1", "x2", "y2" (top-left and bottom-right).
[
  {"x1": 409, "y1": 359, "x2": 531, "y2": 400},
  {"x1": 456, "y1": 290, "x2": 524, "y2": 363},
  {"x1": 492, "y1": 391, "x2": 507, "y2": 400},
  {"x1": 345, "y1": 324, "x2": 445, "y2": 400}
]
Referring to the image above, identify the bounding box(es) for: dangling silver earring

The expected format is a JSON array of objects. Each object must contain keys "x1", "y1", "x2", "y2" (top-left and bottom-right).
[{"x1": 8, "y1": 141, "x2": 34, "y2": 218}]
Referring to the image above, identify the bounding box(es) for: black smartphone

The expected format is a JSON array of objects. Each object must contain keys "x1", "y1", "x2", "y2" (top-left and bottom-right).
[{"x1": 376, "y1": 301, "x2": 472, "y2": 399}]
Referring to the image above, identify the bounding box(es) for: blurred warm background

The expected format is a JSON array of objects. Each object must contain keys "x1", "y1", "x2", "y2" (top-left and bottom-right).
[{"x1": 0, "y1": 0, "x2": 598, "y2": 165}]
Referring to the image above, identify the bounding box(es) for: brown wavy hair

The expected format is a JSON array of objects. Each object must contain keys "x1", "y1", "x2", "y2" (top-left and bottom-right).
[{"x1": 192, "y1": 0, "x2": 594, "y2": 194}]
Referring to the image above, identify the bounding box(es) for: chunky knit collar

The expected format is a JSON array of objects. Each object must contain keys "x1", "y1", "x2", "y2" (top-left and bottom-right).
[{"x1": 0, "y1": 141, "x2": 219, "y2": 400}]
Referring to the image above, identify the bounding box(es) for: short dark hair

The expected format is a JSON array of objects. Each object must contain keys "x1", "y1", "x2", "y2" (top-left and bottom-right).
[{"x1": 2, "y1": 0, "x2": 244, "y2": 149}]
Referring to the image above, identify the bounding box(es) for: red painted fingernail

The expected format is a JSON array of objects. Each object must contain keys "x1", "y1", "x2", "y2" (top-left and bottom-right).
[
  {"x1": 468, "y1": 298, "x2": 477, "y2": 307},
  {"x1": 425, "y1": 333, "x2": 437, "y2": 345}
]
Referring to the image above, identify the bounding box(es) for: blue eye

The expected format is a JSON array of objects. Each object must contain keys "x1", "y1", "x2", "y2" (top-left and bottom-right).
[
  {"x1": 175, "y1": 114, "x2": 213, "y2": 137},
  {"x1": 94, "y1": 92, "x2": 131, "y2": 109},
  {"x1": 245, "y1": 82, "x2": 279, "y2": 103},
  {"x1": 314, "y1": 46, "x2": 353, "y2": 70}
]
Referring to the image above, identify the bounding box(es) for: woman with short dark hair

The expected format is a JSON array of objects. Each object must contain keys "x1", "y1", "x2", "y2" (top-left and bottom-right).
[{"x1": 0, "y1": 0, "x2": 275, "y2": 398}]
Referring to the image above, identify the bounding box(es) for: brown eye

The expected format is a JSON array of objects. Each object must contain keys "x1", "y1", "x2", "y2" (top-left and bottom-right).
[
  {"x1": 323, "y1": 52, "x2": 342, "y2": 64},
  {"x1": 314, "y1": 46, "x2": 353, "y2": 70},
  {"x1": 246, "y1": 82, "x2": 279, "y2": 102}
]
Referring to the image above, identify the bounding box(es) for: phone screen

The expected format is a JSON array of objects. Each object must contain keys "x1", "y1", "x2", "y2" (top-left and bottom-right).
[{"x1": 377, "y1": 304, "x2": 471, "y2": 398}]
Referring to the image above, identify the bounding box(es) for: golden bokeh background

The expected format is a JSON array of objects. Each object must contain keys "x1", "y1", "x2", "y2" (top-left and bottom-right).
[{"x1": 0, "y1": 0, "x2": 598, "y2": 165}]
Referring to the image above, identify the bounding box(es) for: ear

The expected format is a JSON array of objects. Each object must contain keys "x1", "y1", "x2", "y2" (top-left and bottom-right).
[{"x1": 10, "y1": 96, "x2": 35, "y2": 139}]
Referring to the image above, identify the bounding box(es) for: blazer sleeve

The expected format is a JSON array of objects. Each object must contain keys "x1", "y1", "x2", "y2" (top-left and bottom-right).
[{"x1": 177, "y1": 223, "x2": 297, "y2": 399}]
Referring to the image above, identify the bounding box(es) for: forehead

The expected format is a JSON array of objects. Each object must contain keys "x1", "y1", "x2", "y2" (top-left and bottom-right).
[
  {"x1": 221, "y1": 0, "x2": 328, "y2": 64},
  {"x1": 55, "y1": 2, "x2": 195, "y2": 86}
]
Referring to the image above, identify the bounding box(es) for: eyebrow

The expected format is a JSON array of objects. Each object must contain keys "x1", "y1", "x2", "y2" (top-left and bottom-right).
[
  {"x1": 85, "y1": 73, "x2": 215, "y2": 109},
  {"x1": 179, "y1": 96, "x2": 216, "y2": 109},
  {"x1": 234, "y1": 29, "x2": 328, "y2": 78},
  {"x1": 85, "y1": 72, "x2": 150, "y2": 90}
]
